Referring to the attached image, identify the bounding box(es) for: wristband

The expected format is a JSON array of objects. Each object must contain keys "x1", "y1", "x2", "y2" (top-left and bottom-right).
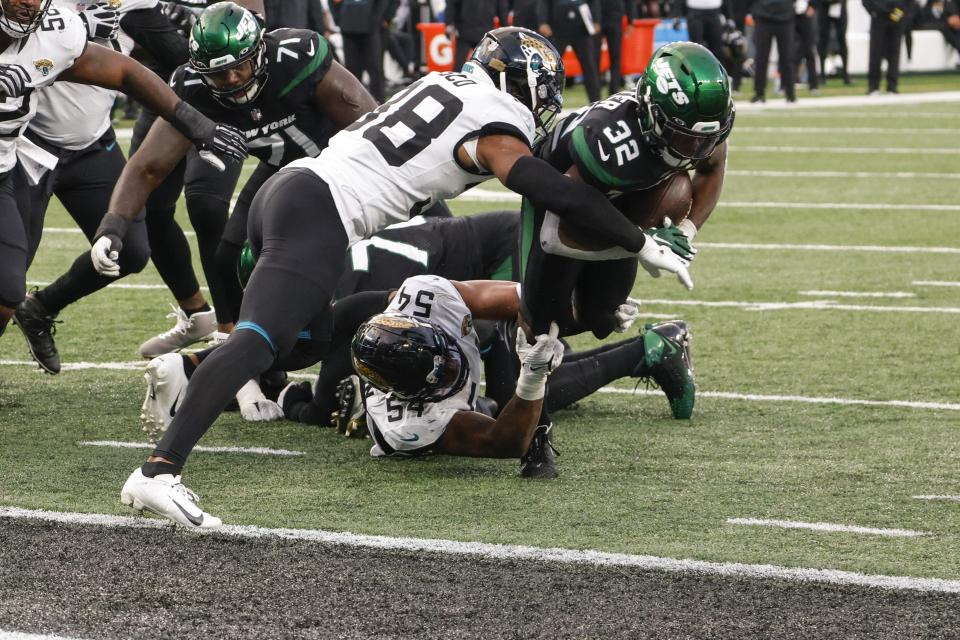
[
  {"x1": 95, "y1": 212, "x2": 130, "y2": 241},
  {"x1": 169, "y1": 100, "x2": 212, "y2": 142},
  {"x1": 678, "y1": 218, "x2": 698, "y2": 240},
  {"x1": 515, "y1": 370, "x2": 547, "y2": 401}
]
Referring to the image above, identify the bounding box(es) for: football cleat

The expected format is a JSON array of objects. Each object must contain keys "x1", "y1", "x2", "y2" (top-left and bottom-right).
[
  {"x1": 633, "y1": 320, "x2": 696, "y2": 419},
  {"x1": 13, "y1": 291, "x2": 60, "y2": 374},
  {"x1": 140, "y1": 353, "x2": 189, "y2": 444},
  {"x1": 138, "y1": 304, "x2": 217, "y2": 358},
  {"x1": 277, "y1": 381, "x2": 313, "y2": 419},
  {"x1": 333, "y1": 375, "x2": 368, "y2": 438},
  {"x1": 121, "y1": 468, "x2": 221, "y2": 529},
  {"x1": 520, "y1": 424, "x2": 559, "y2": 479}
]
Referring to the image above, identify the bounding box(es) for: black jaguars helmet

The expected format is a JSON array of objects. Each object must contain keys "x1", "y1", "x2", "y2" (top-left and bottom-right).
[
  {"x1": 466, "y1": 27, "x2": 565, "y2": 138},
  {"x1": 351, "y1": 312, "x2": 469, "y2": 403},
  {"x1": 0, "y1": 0, "x2": 54, "y2": 37}
]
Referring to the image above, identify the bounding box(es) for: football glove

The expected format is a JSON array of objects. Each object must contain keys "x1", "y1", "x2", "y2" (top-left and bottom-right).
[
  {"x1": 646, "y1": 217, "x2": 697, "y2": 262},
  {"x1": 614, "y1": 297, "x2": 642, "y2": 333},
  {"x1": 79, "y1": 2, "x2": 120, "y2": 40},
  {"x1": 237, "y1": 379, "x2": 284, "y2": 422},
  {"x1": 162, "y1": 1, "x2": 197, "y2": 35},
  {"x1": 515, "y1": 322, "x2": 564, "y2": 401},
  {"x1": 170, "y1": 101, "x2": 248, "y2": 171},
  {"x1": 90, "y1": 213, "x2": 129, "y2": 277},
  {"x1": 638, "y1": 233, "x2": 694, "y2": 290},
  {"x1": 0, "y1": 64, "x2": 29, "y2": 99}
]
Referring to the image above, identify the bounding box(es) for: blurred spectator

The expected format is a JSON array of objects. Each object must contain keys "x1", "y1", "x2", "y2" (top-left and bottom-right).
[
  {"x1": 511, "y1": 0, "x2": 543, "y2": 28},
  {"x1": 386, "y1": 0, "x2": 419, "y2": 80},
  {"x1": 445, "y1": 0, "x2": 510, "y2": 70},
  {"x1": 331, "y1": 0, "x2": 397, "y2": 101},
  {"x1": 675, "y1": 0, "x2": 728, "y2": 62},
  {"x1": 817, "y1": 0, "x2": 852, "y2": 84},
  {"x1": 595, "y1": 0, "x2": 636, "y2": 95},
  {"x1": 863, "y1": 0, "x2": 909, "y2": 93},
  {"x1": 721, "y1": 17, "x2": 748, "y2": 91},
  {"x1": 944, "y1": 0, "x2": 960, "y2": 55},
  {"x1": 539, "y1": 0, "x2": 603, "y2": 102},
  {"x1": 750, "y1": 0, "x2": 796, "y2": 102},
  {"x1": 263, "y1": 0, "x2": 326, "y2": 30},
  {"x1": 794, "y1": 0, "x2": 819, "y2": 91}
]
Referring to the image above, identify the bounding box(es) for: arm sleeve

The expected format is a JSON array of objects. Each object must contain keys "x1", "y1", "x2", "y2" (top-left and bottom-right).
[
  {"x1": 120, "y1": 6, "x2": 189, "y2": 80},
  {"x1": 505, "y1": 155, "x2": 646, "y2": 252}
]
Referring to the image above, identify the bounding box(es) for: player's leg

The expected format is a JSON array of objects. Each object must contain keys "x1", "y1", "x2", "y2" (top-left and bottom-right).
[
  {"x1": 464, "y1": 210, "x2": 520, "y2": 281},
  {"x1": 181, "y1": 151, "x2": 243, "y2": 333},
  {"x1": 121, "y1": 168, "x2": 349, "y2": 527},
  {"x1": 572, "y1": 257, "x2": 638, "y2": 339},
  {"x1": 0, "y1": 168, "x2": 30, "y2": 340},
  {"x1": 214, "y1": 161, "x2": 278, "y2": 330}
]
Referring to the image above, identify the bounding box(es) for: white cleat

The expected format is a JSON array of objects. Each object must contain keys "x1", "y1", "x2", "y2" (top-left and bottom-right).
[
  {"x1": 139, "y1": 304, "x2": 217, "y2": 358},
  {"x1": 140, "y1": 353, "x2": 189, "y2": 444},
  {"x1": 120, "y1": 468, "x2": 222, "y2": 529}
]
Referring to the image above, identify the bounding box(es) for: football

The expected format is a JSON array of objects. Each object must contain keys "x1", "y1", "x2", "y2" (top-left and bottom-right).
[{"x1": 557, "y1": 172, "x2": 694, "y2": 251}]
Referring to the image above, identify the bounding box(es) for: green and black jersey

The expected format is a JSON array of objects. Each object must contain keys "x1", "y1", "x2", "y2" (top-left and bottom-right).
[
  {"x1": 171, "y1": 28, "x2": 334, "y2": 167},
  {"x1": 536, "y1": 91, "x2": 680, "y2": 195}
]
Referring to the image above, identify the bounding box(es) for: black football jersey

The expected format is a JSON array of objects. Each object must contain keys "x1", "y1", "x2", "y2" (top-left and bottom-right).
[
  {"x1": 335, "y1": 212, "x2": 520, "y2": 298},
  {"x1": 536, "y1": 91, "x2": 679, "y2": 195},
  {"x1": 171, "y1": 28, "x2": 334, "y2": 167}
]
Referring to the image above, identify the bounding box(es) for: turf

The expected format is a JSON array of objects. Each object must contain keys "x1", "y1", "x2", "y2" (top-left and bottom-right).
[{"x1": 2, "y1": 95, "x2": 960, "y2": 591}]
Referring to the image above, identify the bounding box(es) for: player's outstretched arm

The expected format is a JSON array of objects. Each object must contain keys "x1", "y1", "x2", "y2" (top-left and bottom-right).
[
  {"x1": 313, "y1": 60, "x2": 378, "y2": 128},
  {"x1": 60, "y1": 43, "x2": 247, "y2": 171},
  {"x1": 436, "y1": 324, "x2": 564, "y2": 458},
  {"x1": 450, "y1": 280, "x2": 521, "y2": 321}
]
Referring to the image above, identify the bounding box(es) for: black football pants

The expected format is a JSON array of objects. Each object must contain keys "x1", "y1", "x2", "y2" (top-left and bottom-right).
[{"x1": 753, "y1": 17, "x2": 796, "y2": 100}]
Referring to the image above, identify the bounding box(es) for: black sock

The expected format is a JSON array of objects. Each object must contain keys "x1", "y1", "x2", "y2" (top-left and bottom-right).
[
  {"x1": 141, "y1": 460, "x2": 182, "y2": 478},
  {"x1": 546, "y1": 337, "x2": 645, "y2": 413},
  {"x1": 181, "y1": 355, "x2": 197, "y2": 379},
  {"x1": 182, "y1": 303, "x2": 211, "y2": 317}
]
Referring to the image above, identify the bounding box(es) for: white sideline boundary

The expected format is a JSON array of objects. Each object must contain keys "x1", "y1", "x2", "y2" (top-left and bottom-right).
[
  {"x1": 3, "y1": 358, "x2": 959, "y2": 412},
  {"x1": 1, "y1": 506, "x2": 958, "y2": 594},
  {"x1": 727, "y1": 518, "x2": 930, "y2": 538},
  {"x1": 0, "y1": 632, "x2": 89, "y2": 640},
  {"x1": 913, "y1": 495, "x2": 960, "y2": 502},
  {"x1": 798, "y1": 290, "x2": 916, "y2": 298},
  {"x1": 914, "y1": 280, "x2": 960, "y2": 287},
  {"x1": 78, "y1": 441, "x2": 305, "y2": 457}
]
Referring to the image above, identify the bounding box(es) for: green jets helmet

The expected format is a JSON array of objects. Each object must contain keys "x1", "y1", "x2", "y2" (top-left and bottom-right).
[
  {"x1": 189, "y1": 1, "x2": 267, "y2": 105},
  {"x1": 635, "y1": 42, "x2": 734, "y2": 169},
  {"x1": 237, "y1": 239, "x2": 256, "y2": 289}
]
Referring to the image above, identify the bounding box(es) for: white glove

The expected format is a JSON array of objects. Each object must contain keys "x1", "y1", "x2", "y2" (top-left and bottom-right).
[
  {"x1": 0, "y1": 64, "x2": 29, "y2": 99},
  {"x1": 614, "y1": 297, "x2": 641, "y2": 333},
  {"x1": 638, "y1": 233, "x2": 694, "y2": 290},
  {"x1": 80, "y1": 2, "x2": 120, "y2": 40},
  {"x1": 90, "y1": 235, "x2": 120, "y2": 277},
  {"x1": 515, "y1": 322, "x2": 564, "y2": 401},
  {"x1": 237, "y1": 379, "x2": 284, "y2": 422}
]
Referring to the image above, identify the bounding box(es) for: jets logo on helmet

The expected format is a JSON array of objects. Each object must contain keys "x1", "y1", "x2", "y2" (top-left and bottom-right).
[
  {"x1": 467, "y1": 27, "x2": 565, "y2": 139},
  {"x1": 636, "y1": 42, "x2": 735, "y2": 170}
]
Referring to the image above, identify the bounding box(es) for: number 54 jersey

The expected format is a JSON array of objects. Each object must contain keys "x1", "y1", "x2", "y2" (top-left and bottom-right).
[
  {"x1": 361, "y1": 276, "x2": 484, "y2": 457},
  {"x1": 287, "y1": 69, "x2": 536, "y2": 244}
]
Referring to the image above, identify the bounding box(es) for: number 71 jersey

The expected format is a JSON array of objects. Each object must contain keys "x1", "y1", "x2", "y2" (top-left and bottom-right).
[{"x1": 288, "y1": 70, "x2": 536, "y2": 244}]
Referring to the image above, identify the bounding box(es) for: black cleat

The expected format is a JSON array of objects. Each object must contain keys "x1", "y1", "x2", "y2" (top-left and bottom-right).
[
  {"x1": 277, "y1": 381, "x2": 313, "y2": 420},
  {"x1": 332, "y1": 375, "x2": 368, "y2": 438},
  {"x1": 632, "y1": 321, "x2": 695, "y2": 419},
  {"x1": 520, "y1": 424, "x2": 559, "y2": 479},
  {"x1": 13, "y1": 292, "x2": 61, "y2": 374}
]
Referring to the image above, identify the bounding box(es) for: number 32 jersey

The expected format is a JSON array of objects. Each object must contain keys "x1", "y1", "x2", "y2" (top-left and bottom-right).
[
  {"x1": 288, "y1": 69, "x2": 536, "y2": 245},
  {"x1": 361, "y1": 276, "x2": 484, "y2": 457}
]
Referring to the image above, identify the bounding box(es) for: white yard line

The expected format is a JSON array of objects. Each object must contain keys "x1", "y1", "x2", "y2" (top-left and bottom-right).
[
  {"x1": 798, "y1": 290, "x2": 916, "y2": 299},
  {"x1": 699, "y1": 242, "x2": 960, "y2": 254},
  {"x1": 913, "y1": 280, "x2": 960, "y2": 287},
  {"x1": 731, "y1": 145, "x2": 960, "y2": 155},
  {"x1": 913, "y1": 495, "x2": 960, "y2": 502},
  {"x1": 0, "y1": 631, "x2": 90, "y2": 640},
  {"x1": 3, "y1": 359, "x2": 958, "y2": 412},
  {"x1": 78, "y1": 440, "x2": 305, "y2": 457},
  {"x1": 643, "y1": 297, "x2": 960, "y2": 314},
  {"x1": 727, "y1": 518, "x2": 930, "y2": 538},
  {"x1": 1, "y1": 506, "x2": 958, "y2": 594},
  {"x1": 727, "y1": 170, "x2": 960, "y2": 179},
  {"x1": 26, "y1": 281, "x2": 207, "y2": 292},
  {"x1": 734, "y1": 91, "x2": 960, "y2": 111},
  {"x1": 44, "y1": 227, "x2": 196, "y2": 237},
  {"x1": 742, "y1": 111, "x2": 960, "y2": 119},
  {"x1": 737, "y1": 126, "x2": 960, "y2": 134}
]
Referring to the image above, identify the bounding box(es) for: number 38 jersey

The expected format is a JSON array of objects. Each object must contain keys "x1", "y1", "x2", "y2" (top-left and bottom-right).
[
  {"x1": 0, "y1": 5, "x2": 87, "y2": 173},
  {"x1": 288, "y1": 69, "x2": 536, "y2": 245},
  {"x1": 361, "y1": 276, "x2": 484, "y2": 457}
]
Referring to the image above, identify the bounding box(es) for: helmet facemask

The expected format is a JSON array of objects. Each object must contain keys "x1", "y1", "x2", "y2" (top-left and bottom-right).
[
  {"x1": 0, "y1": 0, "x2": 53, "y2": 38},
  {"x1": 640, "y1": 83, "x2": 734, "y2": 170},
  {"x1": 195, "y1": 38, "x2": 267, "y2": 106},
  {"x1": 189, "y1": 3, "x2": 268, "y2": 107}
]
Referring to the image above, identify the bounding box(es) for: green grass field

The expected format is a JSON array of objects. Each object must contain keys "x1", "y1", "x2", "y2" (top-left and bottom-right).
[{"x1": 2, "y1": 92, "x2": 960, "y2": 585}]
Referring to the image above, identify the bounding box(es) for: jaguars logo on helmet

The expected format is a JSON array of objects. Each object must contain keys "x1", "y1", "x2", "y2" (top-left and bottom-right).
[
  {"x1": 635, "y1": 42, "x2": 734, "y2": 170},
  {"x1": 351, "y1": 313, "x2": 469, "y2": 402},
  {"x1": 466, "y1": 26, "x2": 565, "y2": 138},
  {"x1": 189, "y1": 1, "x2": 268, "y2": 105}
]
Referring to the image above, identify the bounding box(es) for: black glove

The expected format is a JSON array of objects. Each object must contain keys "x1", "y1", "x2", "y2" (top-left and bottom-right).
[
  {"x1": 79, "y1": 2, "x2": 120, "y2": 40},
  {"x1": 0, "y1": 64, "x2": 30, "y2": 99},
  {"x1": 170, "y1": 100, "x2": 248, "y2": 171},
  {"x1": 162, "y1": 1, "x2": 196, "y2": 36}
]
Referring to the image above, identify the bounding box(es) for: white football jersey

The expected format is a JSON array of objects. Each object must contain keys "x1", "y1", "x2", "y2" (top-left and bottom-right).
[
  {"x1": 30, "y1": 0, "x2": 156, "y2": 150},
  {"x1": 287, "y1": 68, "x2": 536, "y2": 245},
  {"x1": 0, "y1": 4, "x2": 86, "y2": 172},
  {"x1": 363, "y1": 275, "x2": 484, "y2": 456}
]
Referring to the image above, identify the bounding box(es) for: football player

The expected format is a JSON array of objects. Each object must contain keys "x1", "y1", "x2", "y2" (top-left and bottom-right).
[
  {"x1": 14, "y1": 0, "x2": 222, "y2": 374},
  {"x1": 0, "y1": 0, "x2": 246, "y2": 349},
  {"x1": 519, "y1": 41, "x2": 734, "y2": 419},
  {"x1": 119, "y1": 26, "x2": 690, "y2": 528},
  {"x1": 93, "y1": 2, "x2": 377, "y2": 364}
]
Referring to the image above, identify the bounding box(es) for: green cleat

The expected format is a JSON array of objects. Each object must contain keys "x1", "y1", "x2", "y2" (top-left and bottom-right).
[{"x1": 633, "y1": 321, "x2": 696, "y2": 419}]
